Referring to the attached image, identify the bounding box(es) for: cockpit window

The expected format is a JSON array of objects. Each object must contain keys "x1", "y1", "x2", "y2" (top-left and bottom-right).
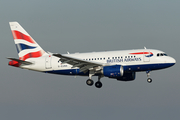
[{"x1": 157, "y1": 53, "x2": 168, "y2": 57}]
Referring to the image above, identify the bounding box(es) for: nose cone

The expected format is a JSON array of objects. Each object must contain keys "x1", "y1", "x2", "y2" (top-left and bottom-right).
[
  {"x1": 172, "y1": 57, "x2": 176, "y2": 64},
  {"x1": 168, "y1": 57, "x2": 176, "y2": 66}
]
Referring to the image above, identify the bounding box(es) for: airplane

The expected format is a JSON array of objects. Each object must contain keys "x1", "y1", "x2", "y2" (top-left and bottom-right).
[{"x1": 8, "y1": 22, "x2": 176, "y2": 88}]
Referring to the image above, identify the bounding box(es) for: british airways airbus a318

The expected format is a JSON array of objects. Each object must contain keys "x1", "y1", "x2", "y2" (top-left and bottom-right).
[{"x1": 8, "y1": 22, "x2": 176, "y2": 88}]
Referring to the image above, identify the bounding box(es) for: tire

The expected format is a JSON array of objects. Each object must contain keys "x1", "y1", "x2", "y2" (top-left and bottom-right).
[
  {"x1": 86, "y1": 79, "x2": 94, "y2": 86},
  {"x1": 147, "y1": 78, "x2": 152, "y2": 83},
  {"x1": 95, "y1": 81, "x2": 102, "y2": 88}
]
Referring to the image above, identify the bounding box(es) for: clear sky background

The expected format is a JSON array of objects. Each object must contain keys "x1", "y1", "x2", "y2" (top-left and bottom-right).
[{"x1": 0, "y1": 0, "x2": 180, "y2": 120}]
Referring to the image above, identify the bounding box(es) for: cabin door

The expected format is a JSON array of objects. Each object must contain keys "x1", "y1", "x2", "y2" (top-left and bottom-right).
[
  {"x1": 143, "y1": 51, "x2": 150, "y2": 62},
  {"x1": 45, "y1": 56, "x2": 52, "y2": 69}
]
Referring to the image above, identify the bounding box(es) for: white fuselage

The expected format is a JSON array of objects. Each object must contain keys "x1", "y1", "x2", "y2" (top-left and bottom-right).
[{"x1": 21, "y1": 49, "x2": 176, "y2": 76}]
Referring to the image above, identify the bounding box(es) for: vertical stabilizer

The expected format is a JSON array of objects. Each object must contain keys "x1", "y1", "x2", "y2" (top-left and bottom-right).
[{"x1": 9, "y1": 22, "x2": 47, "y2": 60}]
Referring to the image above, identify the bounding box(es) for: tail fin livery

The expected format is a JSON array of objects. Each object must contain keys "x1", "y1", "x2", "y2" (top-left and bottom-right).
[
  {"x1": 9, "y1": 22, "x2": 47, "y2": 61},
  {"x1": 7, "y1": 57, "x2": 33, "y2": 67}
]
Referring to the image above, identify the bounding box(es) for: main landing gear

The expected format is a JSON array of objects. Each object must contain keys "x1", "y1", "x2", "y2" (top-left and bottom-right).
[
  {"x1": 146, "y1": 71, "x2": 152, "y2": 83},
  {"x1": 86, "y1": 79, "x2": 94, "y2": 86},
  {"x1": 86, "y1": 75, "x2": 103, "y2": 88}
]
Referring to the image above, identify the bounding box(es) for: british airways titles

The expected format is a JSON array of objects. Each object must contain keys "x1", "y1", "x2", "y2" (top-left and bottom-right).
[{"x1": 107, "y1": 57, "x2": 142, "y2": 63}]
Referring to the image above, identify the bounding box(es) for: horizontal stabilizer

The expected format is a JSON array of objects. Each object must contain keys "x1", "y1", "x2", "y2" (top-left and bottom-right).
[{"x1": 7, "y1": 58, "x2": 33, "y2": 65}]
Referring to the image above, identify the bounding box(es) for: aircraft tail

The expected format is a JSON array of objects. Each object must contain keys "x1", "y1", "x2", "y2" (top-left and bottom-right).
[{"x1": 9, "y1": 22, "x2": 47, "y2": 61}]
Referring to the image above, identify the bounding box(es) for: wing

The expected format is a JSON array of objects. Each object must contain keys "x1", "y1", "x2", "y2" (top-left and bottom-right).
[{"x1": 53, "y1": 53, "x2": 103, "y2": 73}]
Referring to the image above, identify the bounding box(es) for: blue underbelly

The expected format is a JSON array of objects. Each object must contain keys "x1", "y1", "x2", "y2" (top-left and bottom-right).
[{"x1": 45, "y1": 63, "x2": 175, "y2": 75}]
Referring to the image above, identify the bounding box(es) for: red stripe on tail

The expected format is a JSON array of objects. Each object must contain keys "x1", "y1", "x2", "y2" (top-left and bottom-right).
[
  {"x1": 12, "y1": 30, "x2": 36, "y2": 44},
  {"x1": 19, "y1": 50, "x2": 44, "y2": 60}
]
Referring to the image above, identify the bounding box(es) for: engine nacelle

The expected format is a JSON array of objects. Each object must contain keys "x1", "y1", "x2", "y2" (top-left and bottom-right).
[
  {"x1": 103, "y1": 65, "x2": 124, "y2": 78},
  {"x1": 116, "y1": 72, "x2": 136, "y2": 81}
]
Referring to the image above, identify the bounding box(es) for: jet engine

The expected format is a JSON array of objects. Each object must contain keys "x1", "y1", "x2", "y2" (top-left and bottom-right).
[
  {"x1": 116, "y1": 72, "x2": 136, "y2": 81},
  {"x1": 103, "y1": 65, "x2": 124, "y2": 78}
]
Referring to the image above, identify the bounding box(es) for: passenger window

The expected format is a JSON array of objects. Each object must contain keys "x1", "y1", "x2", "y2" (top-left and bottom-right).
[
  {"x1": 95, "y1": 58, "x2": 96, "y2": 60},
  {"x1": 115, "y1": 57, "x2": 117, "y2": 59},
  {"x1": 108, "y1": 57, "x2": 110, "y2": 59},
  {"x1": 157, "y1": 53, "x2": 159, "y2": 56},
  {"x1": 100, "y1": 58, "x2": 102, "y2": 60},
  {"x1": 112, "y1": 57, "x2": 114, "y2": 59}
]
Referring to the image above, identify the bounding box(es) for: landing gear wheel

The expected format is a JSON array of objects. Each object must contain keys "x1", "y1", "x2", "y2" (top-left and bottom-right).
[
  {"x1": 86, "y1": 79, "x2": 94, "y2": 86},
  {"x1": 95, "y1": 81, "x2": 102, "y2": 88},
  {"x1": 147, "y1": 78, "x2": 152, "y2": 83}
]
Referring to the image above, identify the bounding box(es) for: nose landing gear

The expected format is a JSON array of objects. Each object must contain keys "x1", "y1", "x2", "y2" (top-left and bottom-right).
[
  {"x1": 147, "y1": 78, "x2": 152, "y2": 83},
  {"x1": 146, "y1": 71, "x2": 152, "y2": 83}
]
